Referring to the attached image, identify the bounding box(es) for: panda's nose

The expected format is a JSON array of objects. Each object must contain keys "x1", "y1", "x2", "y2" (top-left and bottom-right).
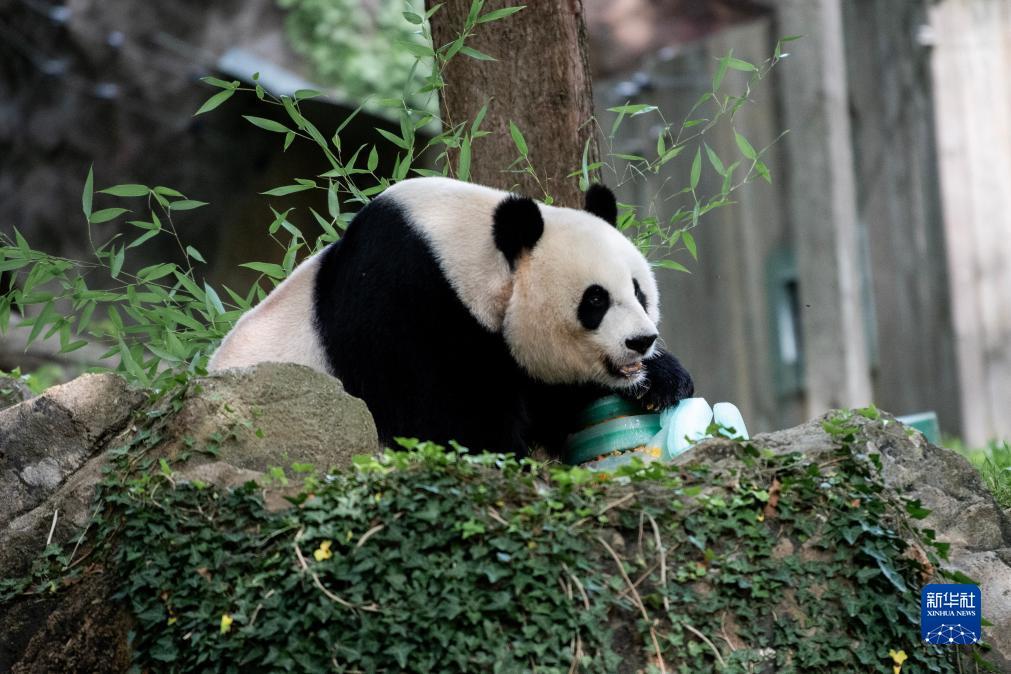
[{"x1": 625, "y1": 333, "x2": 657, "y2": 355}]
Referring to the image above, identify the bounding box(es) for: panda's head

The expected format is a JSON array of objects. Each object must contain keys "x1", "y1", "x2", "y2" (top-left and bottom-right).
[{"x1": 495, "y1": 185, "x2": 661, "y2": 389}]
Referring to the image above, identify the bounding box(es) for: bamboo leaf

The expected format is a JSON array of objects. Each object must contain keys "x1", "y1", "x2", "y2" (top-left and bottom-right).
[
  {"x1": 110, "y1": 246, "x2": 125, "y2": 278},
  {"x1": 99, "y1": 184, "x2": 149, "y2": 197},
  {"x1": 261, "y1": 184, "x2": 314, "y2": 197},
  {"x1": 683, "y1": 231, "x2": 697, "y2": 261},
  {"x1": 82, "y1": 165, "x2": 93, "y2": 219},
  {"x1": 240, "y1": 262, "x2": 286, "y2": 279},
  {"x1": 243, "y1": 116, "x2": 290, "y2": 133},
  {"x1": 128, "y1": 230, "x2": 159, "y2": 249},
  {"x1": 704, "y1": 143, "x2": 725, "y2": 176},
  {"x1": 377, "y1": 128, "x2": 410, "y2": 150},
  {"x1": 508, "y1": 121, "x2": 528, "y2": 157},
  {"x1": 204, "y1": 283, "x2": 225, "y2": 315},
  {"x1": 476, "y1": 6, "x2": 524, "y2": 23},
  {"x1": 726, "y1": 57, "x2": 756, "y2": 72},
  {"x1": 200, "y1": 77, "x2": 239, "y2": 90},
  {"x1": 90, "y1": 208, "x2": 130, "y2": 224},
  {"x1": 458, "y1": 137, "x2": 472, "y2": 182},
  {"x1": 735, "y1": 131, "x2": 758, "y2": 160},
  {"x1": 607, "y1": 104, "x2": 658, "y2": 116},
  {"x1": 169, "y1": 200, "x2": 209, "y2": 211},
  {"x1": 185, "y1": 246, "x2": 206, "y2": 263},
  {"x1": 652, "y1": 260, "x2": 690, "y2": 273},
  {"x1": 459, "y1": 46, "x2": 496, "y2": 61},
  {"x1": 194, "y1": 89, "x2": 235, "y2": 116},
  {"x1": 690, "y1": 147, "x2": 702, "y2": 189}
]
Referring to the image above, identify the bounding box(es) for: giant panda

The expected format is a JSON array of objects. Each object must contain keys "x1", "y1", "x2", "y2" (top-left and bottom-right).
[{"x1": 209, "y1": 177, "x2": 693, "y2": 455}]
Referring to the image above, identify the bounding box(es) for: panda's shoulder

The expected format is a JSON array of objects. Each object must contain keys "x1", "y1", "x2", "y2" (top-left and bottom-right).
[
  {"x1": 382, "y1": 176, "x2": 507, "y2": 202},
  {"x1": 380, "y1": 178, "x2": 509, "y2": 229}
]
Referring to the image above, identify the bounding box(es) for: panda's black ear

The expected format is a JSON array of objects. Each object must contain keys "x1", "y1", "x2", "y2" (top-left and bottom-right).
[
  {"x1": 493, "y1": 195, "x2": 543, "y2": 268},
  {"x1": 584, "y1": 184, "x2": 618, "y2": 226}
]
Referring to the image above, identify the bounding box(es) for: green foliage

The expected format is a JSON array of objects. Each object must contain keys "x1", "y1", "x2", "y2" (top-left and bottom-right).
[
  {"x1": 0, "y1": 179, "x2": 248, "y2": 388},
  {"x1": 0, "y1": 1, "x2": 501, "y2": 390},
  {"x1": 594, "y1": 41, "x2": 795, "y2": 261},
  {"x1": 0, "y1": 365, "x2": 59, "y2": 395},
  {"x1": 5, "y1": 410, "x2": 966, "y2": 672},
  {"x1": 277, "y1": 0, "x2": 435, "y2": 110},
  {"x1": 948, "y1": 438, "x2": 1011, "y2": 509},
  {"x1": 0, "y1": 0, "x2": 785, "y2": 391}
]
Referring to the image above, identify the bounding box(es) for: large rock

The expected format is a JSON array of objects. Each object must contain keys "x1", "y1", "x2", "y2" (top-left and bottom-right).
[
  {"x1": 679, "y1": 413, "x2": 1011, "y2": 668},
  {"x1": 0, "y1": 363, "x2": 379, "y2": 672},
  {"x1": 1, "y1": 372, "x2": 1008, "y2": 671},
  {"x1": 0, "y1": 373, "x2": 144, "y2": 530},
  {"x1": 165, "y1": 362, "x2": 379, "y2": 474},
  {"x1": 0, "y1": 363, "x2": 377, "y2": 577},
  {"x1": 0, "y1": 374, "x2": 32, "y2": 410}
]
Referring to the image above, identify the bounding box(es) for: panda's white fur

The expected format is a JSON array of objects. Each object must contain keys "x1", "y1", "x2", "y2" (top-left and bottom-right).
[
  {"x1": 379, "y1": 178, "x2": 516, "y2": 332},
  {"x1": 208, "y1": 252, "x2": 329, "y2": 372},
  {"x1": 500, "y1": 198, "x2": 660, "y2": 387},
  {"x1": 209, "y1": 177, "x2": 692, "y2": 455},
  {"x1": 379, "y1": 178, "x2": 661, "y2": 387},
  {"x1": 212, "y1": 177, "x2": 660, "y2": 389}
]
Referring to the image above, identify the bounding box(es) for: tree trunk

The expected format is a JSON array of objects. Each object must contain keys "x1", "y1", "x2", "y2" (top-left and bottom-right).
[
  {"x1": 773, "y1": 0, "x2": 873, "y2": 414},
  {"x1": 428, "y1": 0, "x2": 597, "y2": 207}
]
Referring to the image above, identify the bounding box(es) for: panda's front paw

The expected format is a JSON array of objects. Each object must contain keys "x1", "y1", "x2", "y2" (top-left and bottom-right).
[{"x1": 635, "y1": 350, "x2": 694, "y2": 411}]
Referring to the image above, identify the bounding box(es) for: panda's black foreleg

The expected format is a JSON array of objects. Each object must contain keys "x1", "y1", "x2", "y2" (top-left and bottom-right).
[{"x1": 622, "y1": 349, "x2": 694, "y2": 411}]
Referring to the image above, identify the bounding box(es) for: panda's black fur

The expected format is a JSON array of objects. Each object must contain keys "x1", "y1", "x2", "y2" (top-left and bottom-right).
[
  {"x1": 305, "y1": 184, "x2": 693, "y2": 456},
  {"x1": 312, "y1": 197, "x2": 533, "y2": 454}
]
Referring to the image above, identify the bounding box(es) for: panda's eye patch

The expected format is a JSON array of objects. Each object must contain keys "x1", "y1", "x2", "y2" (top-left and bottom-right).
[
  {"x1": 633, "y1": 279, "x2": 647, "y2": 310},
  {"x1": 578, "y1": 284, "x2": 610, "y2": 330}
]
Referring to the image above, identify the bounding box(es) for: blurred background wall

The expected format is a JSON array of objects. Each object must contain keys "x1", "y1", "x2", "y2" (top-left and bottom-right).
[
  {"x1": 1, "y1": 0, "x2": 1009, "y2": 445},
  {"x1": 590, "y1": 0, "x2": 1011, "y2": 445}
]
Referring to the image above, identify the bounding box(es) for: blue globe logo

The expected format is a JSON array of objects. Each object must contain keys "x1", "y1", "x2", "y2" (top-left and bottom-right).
[{"x1": 924, "y1": 624, "x2": 978, "y2": 645}]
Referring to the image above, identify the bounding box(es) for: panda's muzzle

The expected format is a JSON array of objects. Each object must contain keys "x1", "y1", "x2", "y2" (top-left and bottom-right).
[
  {"x1": 625, "y1": 334, "x2": 657, "y2": 354},
  {"x1": 605, "y1": 357, "x2": 645, "y2": 380}
]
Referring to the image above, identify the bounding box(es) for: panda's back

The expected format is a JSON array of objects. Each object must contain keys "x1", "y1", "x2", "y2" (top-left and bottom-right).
[
  {"x1": 312, "y1": 193, "x2": 530, "y2": 453},
  {"x1": 380, "y1": 177, "x2": 517, "y2": 332},
  {"x1": 207, "y1": 251, "x2": 329, "y2": 373}
]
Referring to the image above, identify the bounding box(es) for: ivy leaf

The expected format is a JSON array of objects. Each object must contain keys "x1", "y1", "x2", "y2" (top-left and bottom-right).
[
  {"x1": 875, "y1": 558, "x2": 908, "y2": 593},
  {"x1": 904, "y1": 500, "x2": 931, "y2": 520}
]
